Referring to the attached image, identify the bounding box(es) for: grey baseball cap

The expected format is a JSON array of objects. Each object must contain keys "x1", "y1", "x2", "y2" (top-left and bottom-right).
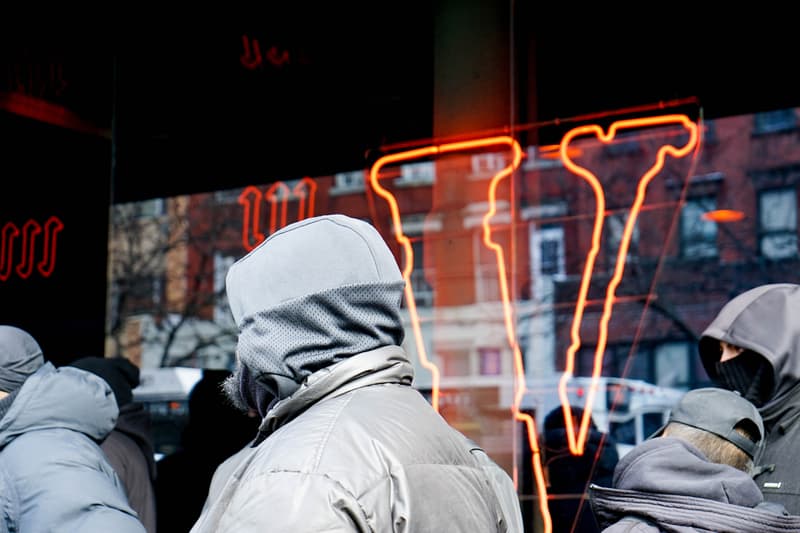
[{"x1": 651, "y1": 387, "x2": 765, "y2": 459}]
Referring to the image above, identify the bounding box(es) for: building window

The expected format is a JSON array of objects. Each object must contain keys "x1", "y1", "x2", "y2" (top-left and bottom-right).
[
  {"x1": 478, "y1": 347, "x2": 502, "y2": 375},
  {"x1": 213, "y1": 188, "x2": 242, "y2": 204},
  {"x1": 133, "y1": 198, "x2": 164, "y2": 218},
  {"x1": 578, "y1": 344, "x2": 653, "y2": 382},
  {"x1": 440, "y1": 348, "x2": 471, "y2": 377},
  {"x1": 331, "y1": 170, "x2": 365, "y2": 194},
  {"x1": 680, "y1": 197, "x2": 718, "y2": 258},
  {"x1": 126, "y1": 275, "x2": 163, "y2": 314},
  {"x1": 540, "y1": 238, "x2": 561, "y2": 275},
  {"x1": 753, "y1": 108, "x2": 797, "y2": 135},
  {"x1": 407, "y1": 236, "x2": 434, "y2": 307},
  {"x1": 702, "y1": 119, "x2": 718, "y2": 145},
  {"x1": 530, "y1": 224, "x2": 565, "y2": 280},
  {"x1": 759, "y1": 187, "x2": 798, "y2": 259},
  {"x1": 605, "y1": 212, "x2": 639, "y2": 265},
  {"x1": 612, "y1": 344, "x2": 651, "y2": 382},
  {"x1": 396, "y1": 161, "x2": 435, "y2": 186},
  {"x1": 474, "y1": 229, "x2": 502, "y2": 302},
  {"x1": 522, "y1": 145, "x2": 563, "y2": 170},
  {"x1": 654, "y1": 342, "x2": 691, "y2": 389},
  {"x1": 471, "y1": 152, "x2": 507, "y2": 177},
  {"x1": 604, "y1": 131, "x2": 641, "y2": 157},
  {"x1": 214, "y1": 253, "x2": 236, "y2": 324},
  {"x1": 399, "y1": 214, "x2": 435, "y2": 308}
]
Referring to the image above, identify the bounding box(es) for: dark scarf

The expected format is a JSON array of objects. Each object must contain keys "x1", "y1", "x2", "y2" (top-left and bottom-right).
[
  {"x1": 238, "y1": 364, "x2": 276, "y2": 419},
  {"x1": 235, "y1": 281, "x2": 405, "y2": 419},
  {"x1": 716, "y1": 351, "x2": 774, "y2": 407}
]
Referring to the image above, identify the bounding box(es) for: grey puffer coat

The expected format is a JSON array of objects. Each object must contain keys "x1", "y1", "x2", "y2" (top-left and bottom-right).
[{"x1": 0, "y1": 363, "x2": 145, "y2": 533}]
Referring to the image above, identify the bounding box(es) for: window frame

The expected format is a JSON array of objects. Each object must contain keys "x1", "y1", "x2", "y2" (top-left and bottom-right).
[
  {"x1": 680, "y1": 196, "x2": 719, "y2": 259},
  {"x1": 758, "y1": 186, "x2": 799, "y2": 260}
]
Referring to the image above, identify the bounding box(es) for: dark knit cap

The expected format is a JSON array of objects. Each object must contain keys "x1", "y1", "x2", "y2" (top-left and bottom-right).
[
  {"x1": 0, "y1": 325, "x2": 45, "y2": 394},
  {"x1": 69, "y1": 356, "x2": 140, "y2": 407}
]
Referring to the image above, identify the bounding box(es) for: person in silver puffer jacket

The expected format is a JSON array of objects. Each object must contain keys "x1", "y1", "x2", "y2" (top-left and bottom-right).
[{"x1": 190, "y1": 214, "x2": 523, "y2": 533}]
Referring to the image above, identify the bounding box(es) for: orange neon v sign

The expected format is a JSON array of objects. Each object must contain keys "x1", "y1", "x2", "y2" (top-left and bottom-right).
[
  {"x1": 369, "y1": 136, "x2": 524, "y2": 414},
  {"x1": 556, "y1": 115, "x2": 699, "y2": 456},
  {"x1": 367, "y1": 137, "x2": 561, "y2": 527},
  {"x1": 368, "y1": 114, "x2": 698, "y2": 533}
]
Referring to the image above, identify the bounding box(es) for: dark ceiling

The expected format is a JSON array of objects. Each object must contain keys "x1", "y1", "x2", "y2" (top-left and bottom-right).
[
  {"x1": 4, "y1": 13, "x2": 800, "y2": 204},
  {"x1": 112, "y1": 14, "x2": 436, "y2": 203},
  {"x1": 1, "y1": 11, "x2": 798, "y2": 363}
]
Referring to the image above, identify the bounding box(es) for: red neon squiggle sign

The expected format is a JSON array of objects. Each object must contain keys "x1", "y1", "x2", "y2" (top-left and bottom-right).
[
  {"x1": 0, "y1": 216, "x2": 64, "y2": 281},
  {"x1": 238, "y1": 178, "x2": 317, "y2": 251}
]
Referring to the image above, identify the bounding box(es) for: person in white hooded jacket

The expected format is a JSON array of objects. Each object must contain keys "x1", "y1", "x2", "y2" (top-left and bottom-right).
[{"x1": 190, "y1": 214, "x2": 523, "y2": 532}]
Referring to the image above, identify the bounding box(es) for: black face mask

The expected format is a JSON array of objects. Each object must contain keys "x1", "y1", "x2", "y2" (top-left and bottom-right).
[{"x1": 715, "y1": 351, "x2": 774, "y2": 407}]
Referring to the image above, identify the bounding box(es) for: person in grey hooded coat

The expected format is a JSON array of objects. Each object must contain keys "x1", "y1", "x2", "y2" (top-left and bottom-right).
[
  {"x1": 698, "y1": 283, "x2": 800, "y2": 514},
  {"x1": 590, "y1": 387, "x2": 800, "y2": 532},
  {"x1": 190, "y1": 214, "x2": 523, "y2": 532},
  {"x1": 0, "y1": 325, "x2": 146, "y2": 533}
]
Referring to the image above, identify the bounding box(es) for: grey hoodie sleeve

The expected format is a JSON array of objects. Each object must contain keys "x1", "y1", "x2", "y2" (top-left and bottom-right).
[{"x1": 2, "y1": 429, "x2": 146, "y2": 533}]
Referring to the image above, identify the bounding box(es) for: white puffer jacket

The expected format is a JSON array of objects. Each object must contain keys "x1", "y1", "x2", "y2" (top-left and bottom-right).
[{"x1": 191, "y1": 346, "x2": 523, "y2": 533}]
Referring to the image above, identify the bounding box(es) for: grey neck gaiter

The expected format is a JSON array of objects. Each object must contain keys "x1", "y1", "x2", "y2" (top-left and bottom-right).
[{"x1": 236, "y1": 281, "x2": 406, "y2": 417}]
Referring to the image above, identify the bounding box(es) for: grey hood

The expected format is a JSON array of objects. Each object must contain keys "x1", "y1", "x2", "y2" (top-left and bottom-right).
[
  {"x1": 612, "y1": 437, "x2": 763, "y2": 504},
  {"x1": 590, "y1": 437, "x2": 800, "y2": 532},
  {"x1": 225, "y1": 214, "x2": 407, "y2": 404},
  {"x1": 0, "y1": 325, "x2": 44, "y2": 394},
  {"x1": 0, "y1": 362, "x2": 118, "y2": 448},
  {"x1": 699, "y1": 284, "x2": 800, "y2": 417}
]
